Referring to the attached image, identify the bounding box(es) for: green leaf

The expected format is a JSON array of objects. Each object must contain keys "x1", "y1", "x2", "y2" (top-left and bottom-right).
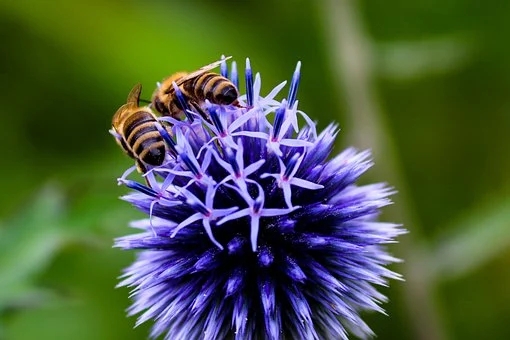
[
  {"x1": 0, "y1": 185, "x2": 66, "y2": 309},
  {"x1": 430, "y1": 193, "x2": 510, "y2": 281}
]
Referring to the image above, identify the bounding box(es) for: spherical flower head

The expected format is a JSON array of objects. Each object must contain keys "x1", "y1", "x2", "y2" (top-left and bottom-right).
[{"x1": 114, "y1": 57, "x2": 405, "y2": 339}]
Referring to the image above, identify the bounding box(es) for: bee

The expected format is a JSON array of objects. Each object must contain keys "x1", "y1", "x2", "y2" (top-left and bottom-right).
[
  {"x1": 111, "y1": 83, "x2": 168, "y2": 174},
  {"x1": 152, "y1": 57, "x2": 239, "y2": 120}
]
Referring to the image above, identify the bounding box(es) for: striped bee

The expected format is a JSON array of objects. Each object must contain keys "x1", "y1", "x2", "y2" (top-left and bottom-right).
[
  {"x1": 152, "y1": 57, "x2": 239, "y2": 120},
  {"x1": 111, "y1": 84, "x2": 169, "y2": 174}
]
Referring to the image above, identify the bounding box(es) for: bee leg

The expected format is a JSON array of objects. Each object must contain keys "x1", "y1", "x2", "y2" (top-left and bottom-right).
[
  {"x1": 143, "y1": 176, "x2": 152, "y2": 188},
  {"x1": 189, "y1": 101, "x2": 210, "y2": 122},
  {"x1": 110, "y1": 129, "x2": 136, "y2": 159},
  {"x1": 135, "y1": 161, "x2": 153, "y2": 188},
  {"x1": 232, "y1": 99, "x2": 243, "y2": 108}
]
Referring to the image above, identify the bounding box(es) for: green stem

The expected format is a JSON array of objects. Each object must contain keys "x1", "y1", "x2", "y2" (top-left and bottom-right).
[{"x1": 320, "y1": 1, "x2": 448, "y2": 339}]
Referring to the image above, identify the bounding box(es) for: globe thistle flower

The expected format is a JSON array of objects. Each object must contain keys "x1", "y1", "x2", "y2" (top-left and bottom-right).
[{"x1": 114, "y1": 57, "x2": 405, "y2": 339}]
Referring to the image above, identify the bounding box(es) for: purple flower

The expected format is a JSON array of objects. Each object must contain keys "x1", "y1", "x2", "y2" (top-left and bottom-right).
[{"x1": 114, "y1": 57, "x2": 405, "y2": 339}]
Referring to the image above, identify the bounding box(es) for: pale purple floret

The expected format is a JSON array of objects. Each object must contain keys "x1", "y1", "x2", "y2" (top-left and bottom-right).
[
  {"x1": 260, "y1": 152, "x2": 324, "y2": 209},
  {"x1": 114, "y1": 57, "x2": 405, "y2": 340}
]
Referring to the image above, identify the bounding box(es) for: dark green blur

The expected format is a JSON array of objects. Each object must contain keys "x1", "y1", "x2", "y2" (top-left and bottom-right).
[{"x1": 0, "y1": 1, "x2": 509, "y2": 339}]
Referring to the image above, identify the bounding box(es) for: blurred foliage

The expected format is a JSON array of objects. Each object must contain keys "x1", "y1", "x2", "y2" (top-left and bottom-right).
[{"x1": 0, "y1": 0, "x2": 509, "y2": 339}]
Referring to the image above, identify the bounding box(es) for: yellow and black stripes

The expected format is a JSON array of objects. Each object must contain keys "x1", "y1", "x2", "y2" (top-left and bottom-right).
[
  {"x1": 122, "y1": 110, "x2": 165, "y2": 167},
  {"x1": 112, "y1": 84, "x2": 168, "y2": 174},
  {"x1": 152, "y1": 67, "x2": 239, "y2": 121},
  {"x1": 184, "y1": 72, "x2": 238, "y2": 105}
]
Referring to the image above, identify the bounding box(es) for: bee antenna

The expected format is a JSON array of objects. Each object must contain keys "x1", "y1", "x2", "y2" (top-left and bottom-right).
[{"x1": 139, "y1": 98, "x2": 152, "y2": 104}]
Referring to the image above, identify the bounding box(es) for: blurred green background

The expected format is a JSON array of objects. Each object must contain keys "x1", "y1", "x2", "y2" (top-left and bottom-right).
[{"x1": 1, "y1": 0, "x2": 509, "y2": 339}]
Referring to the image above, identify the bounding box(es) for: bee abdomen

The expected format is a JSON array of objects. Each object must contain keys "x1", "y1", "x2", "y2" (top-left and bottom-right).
[
  {"x1": 199, "y1": 73, "x2": 238, "y2": 105},
  {"x1": 111, "y1": 126, "x2": 135, "y2": 158},
  {"x1": 126, "y1": 121, "x2": 156, "y2": 146},
  {"x1": 189, "y1": 73, "x2": 216, "y2": 102},
  {"x1": 212, "y1": 81, "x2": 238, "y2": 105},
  {"x1": 139, "y1": 141, "x2": 165, "y2": 166},
  {"x1": 133, "y1": 131, "x2": 166, "y2": 166},
  {"x1": 124, "y1": 112, "x2": 155, "y2": 140}
]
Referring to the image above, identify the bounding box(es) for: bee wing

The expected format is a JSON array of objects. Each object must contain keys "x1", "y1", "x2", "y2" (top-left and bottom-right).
[
  {"x1": 112, "y1": 103, "x2": 130, "y2": 125},
  {"x1": 126, "y1": 83, "x2": 142, "y2": 106},
  {"x1": 175, "y1": 56, "x2": 232, "y2": 86}
]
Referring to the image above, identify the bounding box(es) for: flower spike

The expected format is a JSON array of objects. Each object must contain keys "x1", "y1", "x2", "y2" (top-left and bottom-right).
[
  {"x1": 230, "y1": 61, "x2": 238, "y2": 89},
  {"x1": 113, "y1": 56, "x2": 404, "y2": 340},
  {"x1": 245, "y1": 58, "x2": 253, "y2": 107},
  {"x1": 172, "y1": 81, "x2": 194, "y2": 122},
  {"x1": 220, "y1": 55, "x2": 228, "y2": 78},
  {"x1": 287, "y1": 61, "x2": 301, "y2": 108}
]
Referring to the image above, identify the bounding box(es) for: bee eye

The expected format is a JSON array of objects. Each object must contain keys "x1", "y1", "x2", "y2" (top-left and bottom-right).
[{"x1": 154, "y1": 98, "x2": 166, "y2": 114}]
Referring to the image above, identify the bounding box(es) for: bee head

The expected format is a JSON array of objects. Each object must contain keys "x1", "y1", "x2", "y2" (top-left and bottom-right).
[{"x1": 152, "y1": 95, "x2": 169, "y2": 116}]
